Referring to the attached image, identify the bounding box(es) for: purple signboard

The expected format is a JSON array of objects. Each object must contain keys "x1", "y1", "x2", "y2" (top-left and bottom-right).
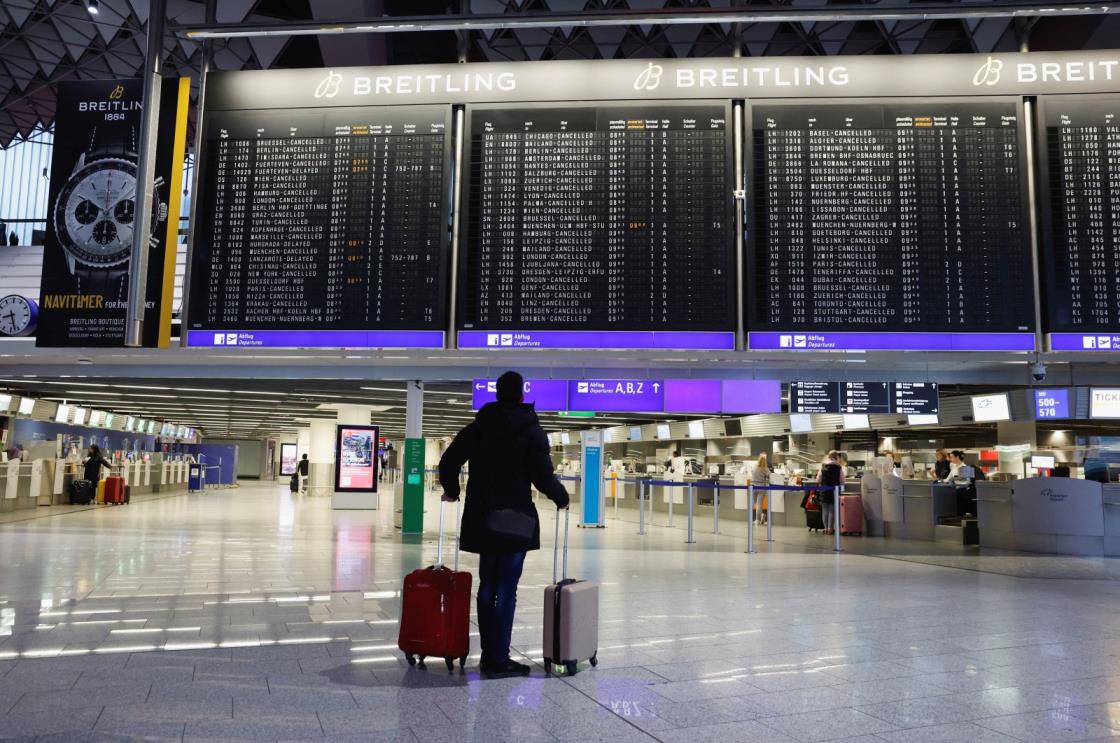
[
  {"x1": 567, "y1": 380, "x2": 665, "y2": 413},
  {"x1": 1033, "y1": 388, "x2": 1070, "y2": 420},
  {"x1": 471, "y1": 379, "x2": 569, "y2": 411},
  {"x1": 749, "y1": 332, "x2": 1035, "y2": 352},
  {"x1": 663, "y1": 380, "x2": 721, "y2": 413},
  {"x1": 457, "y1": 330, "x2": 735, "y2": 350},
  {"x1": 722, "y1": 380, "x2": 783, "y2": 413},
  {"x1": 186, "y1": 330, "x2": 444, "y2": 348},
  {"x1": 1050, "y1": 333, "x2": 1120, "y2": 352}
]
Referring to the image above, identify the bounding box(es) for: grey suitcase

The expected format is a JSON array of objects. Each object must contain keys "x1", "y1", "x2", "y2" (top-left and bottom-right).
[{"x1": 543, "y1": 508, "x2": 599, "y2": 676}]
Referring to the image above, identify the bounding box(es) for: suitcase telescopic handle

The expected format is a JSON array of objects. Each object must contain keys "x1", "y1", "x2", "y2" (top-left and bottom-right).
[
  {"x1": 435, "y1": 498, "x2": 462, "y2": 570},
  {"x1": 552, "y1": 506, "x2": 569, "y2": 584}
]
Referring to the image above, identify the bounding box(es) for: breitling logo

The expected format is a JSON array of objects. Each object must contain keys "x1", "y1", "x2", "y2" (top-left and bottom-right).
[{"x1": 109, "y1": 84, "x2": 125, "y2": 100}]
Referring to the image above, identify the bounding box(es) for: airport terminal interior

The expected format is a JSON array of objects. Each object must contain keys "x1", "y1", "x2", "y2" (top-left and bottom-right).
[{"x1": 5, "y1": 0, "x2": 1120, "y2": 741}]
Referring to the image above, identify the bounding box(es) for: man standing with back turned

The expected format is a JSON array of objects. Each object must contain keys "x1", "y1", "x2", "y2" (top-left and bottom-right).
[{"x1": 438, "y1": 370, "x2": 569, "y2": 678}]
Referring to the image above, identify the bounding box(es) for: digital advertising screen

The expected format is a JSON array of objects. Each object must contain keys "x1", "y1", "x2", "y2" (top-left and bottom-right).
[
  {"x1": 334, "y1": 425, "x2": 380, "y2": 492},
  {"x1": 280, "y1": 443, "x2": 299, "y2": 477}
]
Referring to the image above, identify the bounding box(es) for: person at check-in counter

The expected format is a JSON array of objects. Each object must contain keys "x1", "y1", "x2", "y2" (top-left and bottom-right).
[
  {"x1": 752, "y1": 454, "x2": 771, "y2": 525},
  {"x1": 83, "y1": 444, "x2": 112, "y2": 483},
  {"x1": 934, "y1": 449, "x2": 951, "y2": 481},
  {"x1": 816, "y1": 451, "x2": 845, "y2": 536}
]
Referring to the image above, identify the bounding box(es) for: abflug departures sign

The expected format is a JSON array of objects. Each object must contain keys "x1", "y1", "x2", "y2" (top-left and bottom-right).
[{"x1": 193, "y1": 50, "x2": 1120, "y2": 352}]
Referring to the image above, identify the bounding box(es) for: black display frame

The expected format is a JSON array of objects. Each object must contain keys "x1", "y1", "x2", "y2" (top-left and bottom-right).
[
  {"x1": 185, "y1": 100, "x2": 455, "y2": 339},
  {"x1": 333, "y1": 424, "x2": 380, "y2": 493},
  {"x1": 456, "y1": 99, "x2": 738, "y2": 335},
  {"x1": 744, "y1": 95, "x2": 1038, "y2": 337},
  {"x1": 1035, "y1": 94, "x2": 1120, "y2": 337}
]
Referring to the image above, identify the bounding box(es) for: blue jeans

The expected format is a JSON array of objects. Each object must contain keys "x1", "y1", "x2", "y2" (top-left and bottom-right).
[{"x1": 477, "y1": 551, "x2": 527, "y2": 666}]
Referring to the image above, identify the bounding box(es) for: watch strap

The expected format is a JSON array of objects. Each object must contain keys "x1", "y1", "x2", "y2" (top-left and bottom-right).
[
  {"x1": 88, "y1": 124, "x2": 137, "y2": 160},
  {"x1": 75, "y1": 267, "x2": 128, "y2": 300}
]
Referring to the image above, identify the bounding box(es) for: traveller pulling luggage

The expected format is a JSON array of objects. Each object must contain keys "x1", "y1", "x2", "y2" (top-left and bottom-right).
[
  {"x1": 543, "y1": 506, "x2": 599, "y2": 676},
  {"x1": 398, "y1": 499, "x2": 471, "y2": 672}
]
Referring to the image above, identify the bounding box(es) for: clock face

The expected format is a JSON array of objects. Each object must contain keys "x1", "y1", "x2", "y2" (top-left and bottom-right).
[
  {"x1": 54, "y1": 158, "x2": 139, "y2": 266},
  {"x1": 0, "y1": 295, "x2": 36, "y2": 336}
]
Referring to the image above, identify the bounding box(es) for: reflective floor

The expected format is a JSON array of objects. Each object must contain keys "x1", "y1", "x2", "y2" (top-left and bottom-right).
[{"x1": 1, "y1": 481, "x2": 1119, "y2": 742}]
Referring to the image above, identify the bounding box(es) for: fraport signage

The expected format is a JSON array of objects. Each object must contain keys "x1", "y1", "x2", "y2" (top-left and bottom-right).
[
  {"x1": 471, "y1": 379, "x2": 569, "y2": 411},
  {"x1": 568, "y1": 380, "x2": 664, "y2": 413},
  {"x1": 472, "y1": 378, "x2": 783, "y2": 415}
]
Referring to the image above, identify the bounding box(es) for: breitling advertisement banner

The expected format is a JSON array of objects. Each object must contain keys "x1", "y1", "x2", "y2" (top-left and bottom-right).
[{"x1": 36, "y1": 77, "x2": 189, "y2": 348}]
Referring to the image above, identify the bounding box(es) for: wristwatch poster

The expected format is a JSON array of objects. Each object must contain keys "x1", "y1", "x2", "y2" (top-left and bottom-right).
[{"x1": 37, "y1": 77, "x2": 189, "y2": 348}]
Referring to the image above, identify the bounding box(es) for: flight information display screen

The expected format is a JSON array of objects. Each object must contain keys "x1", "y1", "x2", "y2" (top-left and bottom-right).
[
  {"x1": 457, "y1": 102, "x2": 735, "y2": 349},
  {"x1": 186, "y1": 105, "x2": 450, "y2": 348},
  {"x1": 1040, "y1": 96, "x2": 1120, "y2": 343},
  {"x1": 748, "y1": 100, "x2": 1034, "y2": 349}
]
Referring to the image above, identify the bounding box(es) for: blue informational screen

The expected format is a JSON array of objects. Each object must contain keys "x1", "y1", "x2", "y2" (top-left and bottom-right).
[{"x1": 1034, "y1": 389, "x2": 1070, "y2": 420}]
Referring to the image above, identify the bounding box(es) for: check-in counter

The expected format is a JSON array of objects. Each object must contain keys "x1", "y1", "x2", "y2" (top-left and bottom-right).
[
  {"x1": 880, "y1": 480, "x2": 957, "y2": 541},
  {"x1": 0, "y1": 460, "x2": 38, "y2": 513},
  {"x1": 979, "y1": 478, "x2": 1120, "y2": 556}
]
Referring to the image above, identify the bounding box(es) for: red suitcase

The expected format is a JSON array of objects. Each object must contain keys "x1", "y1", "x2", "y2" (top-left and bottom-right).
[
  {"x1": 103, "y1": 476, "x2": 126, "y2": 505},
  {"x1": 840, "y1": 494, "x2": 864, "y2": 536},
  {"x1": 398, "y1": 501, "x2": 471, "y2": 671}
]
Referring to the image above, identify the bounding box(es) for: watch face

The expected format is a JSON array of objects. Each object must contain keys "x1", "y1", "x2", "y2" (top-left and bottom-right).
[
  {"x1": 0, "y1": 295, "x2": 33, "y2": 336},
  {"x1": 54, "y1": 157, "x2": 138, "y2": 267}
]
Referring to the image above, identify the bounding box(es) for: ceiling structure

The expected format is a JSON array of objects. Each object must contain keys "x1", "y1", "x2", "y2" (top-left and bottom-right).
[
  {"x1": 1, "y1": 0, "x2": 1120, "y2": 440},
  {"x1": 2, "y1": 0, "x2": 1120, "y2": 146}
]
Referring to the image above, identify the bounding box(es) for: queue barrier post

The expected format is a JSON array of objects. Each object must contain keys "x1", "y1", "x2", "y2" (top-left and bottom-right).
[
  {"x1": 668, "y1": 483, "x2": 674, "y2": 528},
  {"x1": 613, "y1": 473, "x2": 618, "y2": 520},
  {"x1": 747, "y1": 484, "x2": 755, "y2": 553},
  {"x1": 713, "y1": 483, "x2": 719, "y2": 535},
  {"x1": 686, "y1": 482, "x2": 695, "y2": 544},
  {"x1": 834, "y1": 485, "x2": 842, "y2": 553},
  {"x1": 638, "y1": 480, "x2": 646, "y2": 536},
  {"x1": 766, "y1": 488, "x2": 774, "y2": 543}
]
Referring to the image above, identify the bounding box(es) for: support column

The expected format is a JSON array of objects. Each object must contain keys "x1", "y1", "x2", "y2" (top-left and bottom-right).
[
  {"x1": 308, "y1": 419, "x2": 336, "y2": 497},
  {"x1": 125, "y1": 0, "x2": 167, "y2": 346},
  {"x1": 399, "y1": 382, "x2": 425, "y2": 534}
]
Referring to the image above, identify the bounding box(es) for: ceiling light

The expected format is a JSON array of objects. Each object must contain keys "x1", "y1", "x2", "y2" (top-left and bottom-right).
[{"x1": 86, "y1": 0, "x2": 99, "y2": 14}]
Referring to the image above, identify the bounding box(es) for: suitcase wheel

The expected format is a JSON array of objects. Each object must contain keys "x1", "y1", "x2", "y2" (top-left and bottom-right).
[
  {"x1": 589, "y1": 653, "x2": 598, "y2": 668},
  {"x1": 444, "y1": 657, "x2": 455, "y2": 672},
  {"x1": 565, "y1": 660, "x2": 578, "y2": 676},
  {"x1": 404, "y1": 653, "x2": 416, "y2": 666}
]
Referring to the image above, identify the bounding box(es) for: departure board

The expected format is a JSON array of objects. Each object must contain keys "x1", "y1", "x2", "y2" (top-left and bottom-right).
[
  {"x1": 459, "y1": 103, "x2": 735, "y2": 334},
  {"x1": 186, "y1": 105, "x2": 449, "y2": 344},
  {"x1": 1040, "y1": 96, "x2": 1120, "y2": 334},
  {"x1": 749, "y1": 100, "x2": 1034, "y2": 335}
]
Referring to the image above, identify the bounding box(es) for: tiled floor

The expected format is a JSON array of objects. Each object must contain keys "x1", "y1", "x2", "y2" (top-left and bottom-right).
[{"x1": 0, "y1": 481, "x2": 1119, "y2": 741}]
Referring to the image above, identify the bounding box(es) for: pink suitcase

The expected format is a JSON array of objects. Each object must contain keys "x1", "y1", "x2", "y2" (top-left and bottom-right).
[{"x1": 839, "y1": 494, "x2": 864, "y2": 536}]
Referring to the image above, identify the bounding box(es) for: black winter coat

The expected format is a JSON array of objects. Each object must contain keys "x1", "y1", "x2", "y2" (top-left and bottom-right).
[{"x1": 438, "y1": 402, "x2": 569, "y2": 554}]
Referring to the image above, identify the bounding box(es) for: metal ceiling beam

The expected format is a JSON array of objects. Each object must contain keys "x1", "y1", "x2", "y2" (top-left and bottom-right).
[{"x1": 176, "y1": 2, "x2": 1120, "y2": 40}]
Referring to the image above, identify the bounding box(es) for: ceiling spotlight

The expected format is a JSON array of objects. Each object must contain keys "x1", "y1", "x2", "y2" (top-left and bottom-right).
[{"x1": 86, "y1": 0, "x2": 99, "y2": 14}]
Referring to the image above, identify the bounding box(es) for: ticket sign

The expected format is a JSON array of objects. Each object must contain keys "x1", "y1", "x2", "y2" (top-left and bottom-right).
[
  {"x1": 567, "y1": 380, "x2": 664, "y2": 413},
  {"x1": 334, "y1": 425, "x2": 379, "y2": 492},
  {"x1": 1034, "y1": 389, "x2": 1070, "y2": 420},
  {"x1": 1090, "y1": 388, "x2": 1120, "y2": 419},
  {"x1": 471, "y1": 379, "x2": 569, "y2": 411}
]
